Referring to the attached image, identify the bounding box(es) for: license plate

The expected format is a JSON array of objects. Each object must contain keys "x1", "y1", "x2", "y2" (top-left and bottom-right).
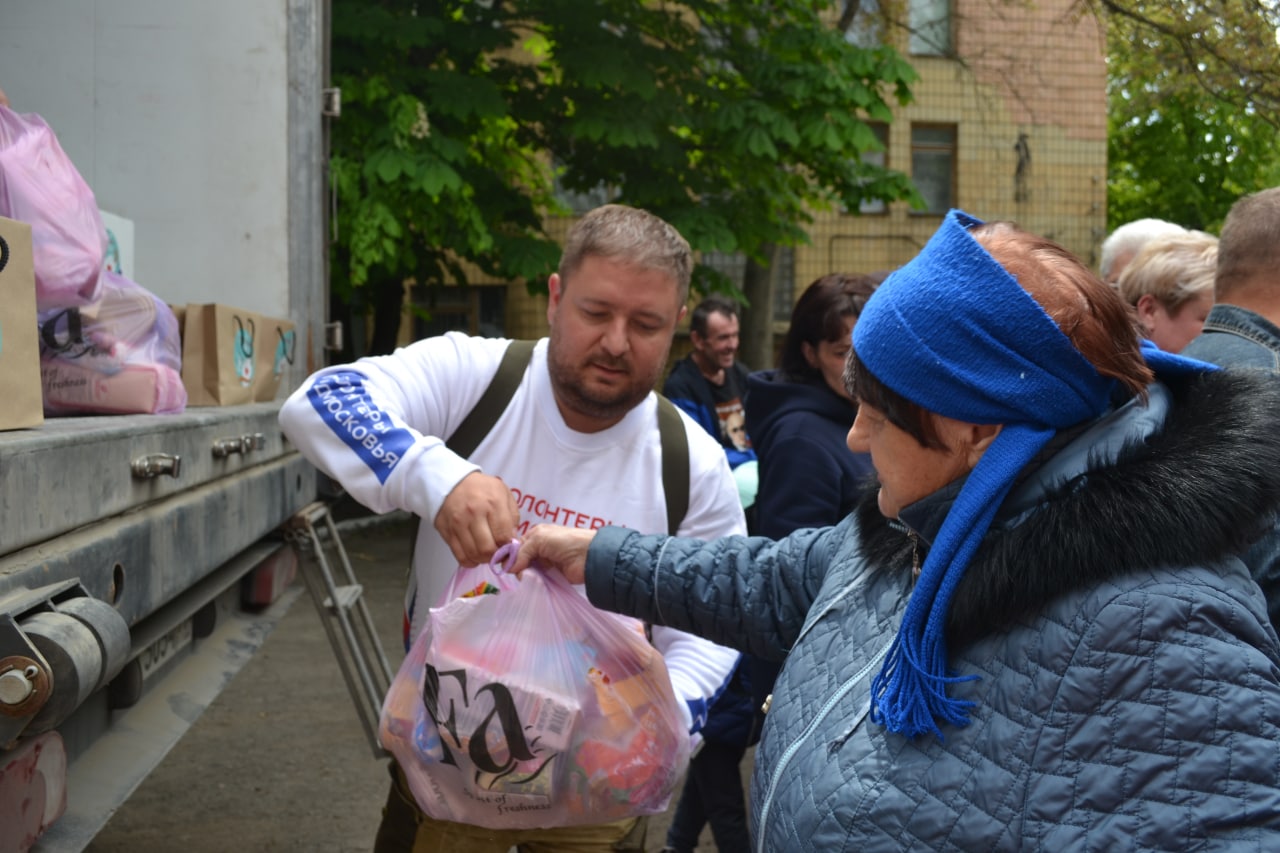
[{"x1": 138, "y1": 618, "x2": 194, "y2": 680}]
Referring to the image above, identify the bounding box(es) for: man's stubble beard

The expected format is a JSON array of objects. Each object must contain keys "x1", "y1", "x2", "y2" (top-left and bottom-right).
[{"x1": 546, "y1": 325, "x2": 669, "y2": 427}]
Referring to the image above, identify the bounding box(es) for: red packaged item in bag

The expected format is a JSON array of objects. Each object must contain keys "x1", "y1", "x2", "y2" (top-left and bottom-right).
[{"x1": 378, "y1": 542, "x2": 691, "y2": 829}]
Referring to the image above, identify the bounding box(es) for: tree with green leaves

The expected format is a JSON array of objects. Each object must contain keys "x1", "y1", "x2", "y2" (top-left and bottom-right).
[
  {"x1": 330, "y1": 3, "x2": 562, "y2": 355},
  {"x1": 1092, "y1": 0, "x2": 1280, "y2": 231},
  {"x1": 330, "y1": 0, "x2": 920, "y2": 362}
]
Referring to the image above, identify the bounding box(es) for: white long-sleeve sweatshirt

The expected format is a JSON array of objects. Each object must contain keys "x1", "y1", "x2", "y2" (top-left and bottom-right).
[{"x1": 278, "y1": 332, "x2": 747, "y2": 733}]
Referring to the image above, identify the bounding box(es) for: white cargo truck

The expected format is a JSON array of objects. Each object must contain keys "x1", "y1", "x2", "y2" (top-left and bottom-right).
[{"x1": 0, "y1": 2, "x2": 333, "y2": 848}]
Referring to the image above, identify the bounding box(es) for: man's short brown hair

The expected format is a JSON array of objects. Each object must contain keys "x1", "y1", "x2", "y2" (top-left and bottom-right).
[
  {"x1": 1217, "y1": 187, "x2": 1280, "y2": 299},
  {"x1": 558, "y1": 204, "x2": 692, "y2": 304}
]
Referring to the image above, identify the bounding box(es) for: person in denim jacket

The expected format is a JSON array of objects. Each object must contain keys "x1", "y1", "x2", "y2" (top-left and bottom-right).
[{"x1": 1183, "y1": 186, "x2": 1280, "y2": 627}]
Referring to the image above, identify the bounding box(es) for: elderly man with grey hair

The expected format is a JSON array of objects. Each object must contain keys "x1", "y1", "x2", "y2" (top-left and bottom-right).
[{"x1": 1099, "y1": 216, "x2": 1188, "y2": 284}]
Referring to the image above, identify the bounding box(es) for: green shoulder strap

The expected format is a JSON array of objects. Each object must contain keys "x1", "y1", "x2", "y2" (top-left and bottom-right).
[
  {"x1": 445, "y1": 339, "x2": 537, "y2": 457},
  {"x1": 441, "y1": 338, "x2": 689, "y2": 535},
  {"x1": 655, "y1": 394, "x2": 689, "y2": 536}
]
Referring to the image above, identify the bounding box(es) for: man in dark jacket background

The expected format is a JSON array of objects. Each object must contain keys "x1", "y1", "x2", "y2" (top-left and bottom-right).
[
  {"x1": 660, "y1": 294, "x2": 759, "y2": 852},
  {"x1": 663, "y1": 295, "x2": 757, "y2": 470},
  {"x1": 1183, "y1": 185, "x2": 1280, "y2": 628}
]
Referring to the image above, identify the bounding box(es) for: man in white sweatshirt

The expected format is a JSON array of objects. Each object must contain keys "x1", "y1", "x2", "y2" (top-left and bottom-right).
[{"x1": 278, "y1": 204, "x2": 745, "y2": 853}]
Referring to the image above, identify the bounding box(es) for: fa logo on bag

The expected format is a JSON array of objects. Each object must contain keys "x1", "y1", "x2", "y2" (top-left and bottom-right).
[
  {"x1": 233, "y1": 315, "x2": 256, "y2": 387},
  {"x1": 39, "y1": 308, "x2": 110, "y2": 360},
  {"x1": 422, "y1": 665, "x2": 558, "y2": 788}
]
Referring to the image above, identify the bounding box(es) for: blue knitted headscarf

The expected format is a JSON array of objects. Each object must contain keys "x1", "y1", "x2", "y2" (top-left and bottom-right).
[{"x1": 853, "y1": 209, "x2": 1216, "y2": 740}]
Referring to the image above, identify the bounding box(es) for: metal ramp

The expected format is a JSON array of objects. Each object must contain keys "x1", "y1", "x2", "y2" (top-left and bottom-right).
[{"x1": 284, "y1": 500, "x2": 394, "y2": 757}]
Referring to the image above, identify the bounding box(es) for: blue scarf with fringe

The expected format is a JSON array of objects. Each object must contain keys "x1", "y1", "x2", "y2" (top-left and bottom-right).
[{"x1": 852, "y1": 209, "x2": 1215, "y2": 740}]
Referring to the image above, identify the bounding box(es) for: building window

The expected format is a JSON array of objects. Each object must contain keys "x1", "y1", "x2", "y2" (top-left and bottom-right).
[
  {"x1": 414, "y1": 285, "x2": 506, "y2": 339},
  {"x1": 843, "y1": 0, "x2": 883, "y2": 49},
  {"x1": 911, "y1": 124, "x2": 956, "y2": 214},
  {"x1": 857, "y1": 122, "x2": 890, "y2": 215},
  {"x1": 909, "y1": 0, "x2": 952, "y2": 56},
  {"x1": 772, "y1": 247, "x2": 796, "y2": 321}
]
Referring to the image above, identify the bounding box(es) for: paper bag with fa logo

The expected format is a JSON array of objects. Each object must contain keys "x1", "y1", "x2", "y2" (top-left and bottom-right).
[
  {"x1": 0, "y1": 216, "x2": 44, "y2": 430},
  {"x1": 181, "y1": 302, "x2": 265, "y2": 406}
]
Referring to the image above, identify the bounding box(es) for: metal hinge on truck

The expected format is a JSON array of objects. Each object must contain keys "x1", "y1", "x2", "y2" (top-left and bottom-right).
[
  {"x1": 0, "y1": 582, "x2": 130, "y2": 750},
  {"x1": 0, "y1": 582, "x2": 132, "y2": 844}
]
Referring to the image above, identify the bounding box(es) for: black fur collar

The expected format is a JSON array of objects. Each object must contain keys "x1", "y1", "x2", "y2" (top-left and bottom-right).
[{"x1": 857, "y1": 370, "x2": 1280, "y2": 647}]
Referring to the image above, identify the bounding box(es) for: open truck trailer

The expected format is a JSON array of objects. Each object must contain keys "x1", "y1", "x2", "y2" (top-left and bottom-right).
[{"x1": 0, "y1": 2, "x2": 335, "y2": 848}]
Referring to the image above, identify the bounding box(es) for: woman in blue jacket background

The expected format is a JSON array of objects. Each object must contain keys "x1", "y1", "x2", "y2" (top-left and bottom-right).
[{"x1": 746, "y1": 272, "x2": 881, "y2": 540}]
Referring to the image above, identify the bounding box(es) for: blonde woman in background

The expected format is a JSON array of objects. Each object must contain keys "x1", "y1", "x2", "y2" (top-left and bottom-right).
[{"x1": 1116, "y1": 230, "x2": 1217, "y2": 353}]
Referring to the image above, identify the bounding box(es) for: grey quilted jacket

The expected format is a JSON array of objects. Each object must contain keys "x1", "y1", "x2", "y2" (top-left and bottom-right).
[{"x1": 584, "y1": 371, "x2": 1280, "y2": 851}]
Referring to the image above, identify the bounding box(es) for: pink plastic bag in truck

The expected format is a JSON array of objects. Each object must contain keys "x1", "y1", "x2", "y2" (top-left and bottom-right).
[
  {"x1": 0, "y1": 105, "x2": 105, "y2": 309},
  {"x1": 38, "y1": 269, "x2": 187, "y2": 415}
]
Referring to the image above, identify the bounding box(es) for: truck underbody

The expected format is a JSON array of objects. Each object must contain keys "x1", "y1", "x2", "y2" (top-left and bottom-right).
[{"x1": 1, "y1": 404, "x2": 316, "y2": 848}]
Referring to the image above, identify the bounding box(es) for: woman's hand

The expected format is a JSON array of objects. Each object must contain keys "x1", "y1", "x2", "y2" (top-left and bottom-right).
[{"x1": 509, "y1": 524, "x2": 596, "y2": 584}]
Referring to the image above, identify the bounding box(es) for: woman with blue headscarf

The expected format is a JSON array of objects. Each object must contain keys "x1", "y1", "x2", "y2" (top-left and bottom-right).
[{"x1": 512, "y1": 211, "x2": 1280, "y2": 851}]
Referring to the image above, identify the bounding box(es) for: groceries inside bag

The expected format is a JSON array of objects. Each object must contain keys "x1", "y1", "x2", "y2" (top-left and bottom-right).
[{"x1": 379, "y1": 549, "x2": 691, "y2": 829}]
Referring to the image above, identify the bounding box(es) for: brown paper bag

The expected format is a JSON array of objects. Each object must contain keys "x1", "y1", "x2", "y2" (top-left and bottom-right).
[
  {"x1": 0, "y1": 217, "x2": 44, "y2": 430},
  {"x1": 181, "y1": 302, "x2": 264, "y2": 406},
  {"x1": 169, "y1": 303, "x2": 187, "y2": 339},
  {"x1": 253, "y1": 314, "x2": 296, "y2": 402}
]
